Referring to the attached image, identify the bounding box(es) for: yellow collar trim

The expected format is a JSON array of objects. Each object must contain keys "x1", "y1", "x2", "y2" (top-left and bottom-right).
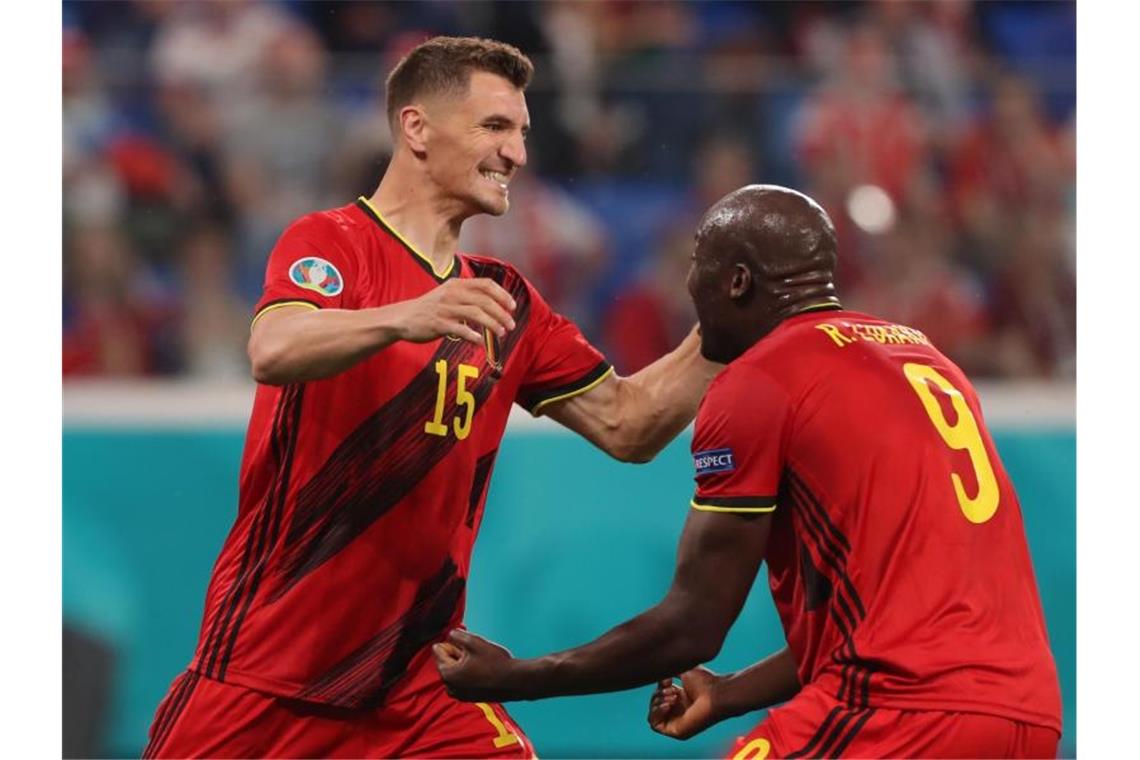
[
  {"x1": 358, "y1": 196, "x2": 455, "y2": 279},
  {"x1": 797, "y1": 301, "x2": 843, "y2": 314}
]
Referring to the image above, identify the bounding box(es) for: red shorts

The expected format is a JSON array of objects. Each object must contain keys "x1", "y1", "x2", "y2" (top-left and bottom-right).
[
  {"x1": 142, "y1": 669, "x2": 535, "y2": 759},
  {"x1": 726, "y1": 685, "x2": 1060, "y2": 759}
]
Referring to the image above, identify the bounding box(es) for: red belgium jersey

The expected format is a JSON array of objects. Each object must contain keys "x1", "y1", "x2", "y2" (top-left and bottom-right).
[
  {"x1": 690, "y1": 308, "x2": 1062, "y2": 732},
  {"x1": 188, "y1": 198, "x2": 611, "y2": 709}
]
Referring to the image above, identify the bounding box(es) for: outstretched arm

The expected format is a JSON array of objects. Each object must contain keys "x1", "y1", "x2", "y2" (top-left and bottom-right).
[
  {"x1": 542, "y1": 326, "x2": 721, "y2": 463},
  {"x1": 434, "y1": 508, "x2": 772, "y2": 702},
  {"x1": 248, "y1": 278, "x2": 516, "y2": 385}
]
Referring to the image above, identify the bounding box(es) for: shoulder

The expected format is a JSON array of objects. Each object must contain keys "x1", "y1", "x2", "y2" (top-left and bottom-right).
[
  {"x1": 698, "y1": 345, "x2": 798, "y2": 427},
  {"x1": 282, "y1": 203, "x2": 365, "y2": 243}
]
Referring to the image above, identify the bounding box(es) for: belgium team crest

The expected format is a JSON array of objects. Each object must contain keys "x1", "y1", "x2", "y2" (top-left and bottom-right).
[{"x1": 289, "y1": 257, "x2": 343, "y2": 297}]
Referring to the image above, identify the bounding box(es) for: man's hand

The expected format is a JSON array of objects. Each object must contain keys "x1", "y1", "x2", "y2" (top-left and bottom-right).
[
  {"x1": 393, "y1": 278, "x2": 516, "y2": 345},
  {"x1": 648, "y1": 666, "x2": 721, "y2": 740},
  {"x1": 433, "y1": 629, "x2": 520, "y2": 702}
]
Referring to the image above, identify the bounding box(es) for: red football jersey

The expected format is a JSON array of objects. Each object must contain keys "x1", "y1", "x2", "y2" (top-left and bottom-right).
[
  {"x1": 189, "y1": 198, "x2": 611, "y2": 708},
  {"x1": 690, "y1": 308, "x2": 1062, "y2": 732}
]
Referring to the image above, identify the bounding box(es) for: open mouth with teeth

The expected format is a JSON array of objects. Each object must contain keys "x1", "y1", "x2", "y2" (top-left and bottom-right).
[{"x1": 480, "y1": 169, "x2": 510, "y2": 192}]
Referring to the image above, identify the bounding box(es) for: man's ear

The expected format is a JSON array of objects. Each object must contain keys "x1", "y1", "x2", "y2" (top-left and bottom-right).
[
  {"x1": 729, "y1": 263, "x2": 753, "y2": 300},
  {"x1": 398, "y1": 105, "x2": 429, "y2": 157}
]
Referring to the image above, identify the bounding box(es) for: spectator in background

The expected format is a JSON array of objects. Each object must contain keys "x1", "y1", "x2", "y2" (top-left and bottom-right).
[
  {"x1": 152, "y1": 78, "x2": 235, "y2": 229},
  {"x1": 695, "y1": 0, "x2": 772, "y2": 141},
  {"x1": 63, "y1": 28, "x2": 120, "y2": 172},
  {"x1": 793, "y1": 21, "x2": 929, "y2": 296},
  {"x1": 604, "y1": 134, "x2": 755, "y2": 373},
  {"x1": 221, "y1": 21, "x2": 346, "y2": 298},
  {"x1": 533, "y1": 1, "x2": 607, "y2": 178},
  {"x1": 149, "y1": 0, "x2": 294, "y2": 117},
  {"x1": 844, "y1": 174, "x2": 991, "y2": 375},
  {"x1": 950, "y1": 72, "x2": 1073, "y2": 273},
  {"x1": 178, "y1": 225, "x2": 251, "y2": 379},
  {"x1": 63, "y1": 224, "x2": 178, "y2": 377},
  {"x1": 560, "y1": 0, "x2": 703, "y2": 178},
  {"x1": 796, "y1": 22, "x2": 928, "y2": 201},
  {"x1": 60, "y1": 0, "x2": 1077, "y2": 382},
  {"x1": 870, "y1": 0, "x2": 978, "y2": 149},
  {"x1": 986, "y1": 216, "x2": 1076, "y2": 379}
]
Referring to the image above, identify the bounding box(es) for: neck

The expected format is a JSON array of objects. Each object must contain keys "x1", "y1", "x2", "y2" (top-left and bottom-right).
[
  {"x1": 782, "y1": 297, "x2": 842, "y2": 319},
  {"x1": 369, "y1": 151, "x2": 468, "y2": 271},
  {"x1": 736, "y1": 296, "x2": 842, "y2": 359}
]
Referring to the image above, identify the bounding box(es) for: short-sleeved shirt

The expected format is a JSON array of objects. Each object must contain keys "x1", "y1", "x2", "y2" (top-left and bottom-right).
[
  {"x1": 690, "y1": 307, "x2": 1062, "y2": 733},
  {"x1": 189, "y1": 198, "x2": 611, "y2": 708}
]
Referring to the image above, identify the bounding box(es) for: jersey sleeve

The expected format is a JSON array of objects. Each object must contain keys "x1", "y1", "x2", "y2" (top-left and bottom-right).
[
  {"x1": 690, "y1": 366, "x2": 792, "y2": 513},
  {"x1": 516, "y1": 279, "x2": 612, "y2": 416},
  {"x1": 252, "y1": 214, "x2": 358, "y2": 329}
]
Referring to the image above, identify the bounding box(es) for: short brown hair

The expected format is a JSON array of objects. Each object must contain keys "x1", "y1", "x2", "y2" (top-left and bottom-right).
[{"x1": 385, "y1": 36, "x2": 534, "y2": 127}]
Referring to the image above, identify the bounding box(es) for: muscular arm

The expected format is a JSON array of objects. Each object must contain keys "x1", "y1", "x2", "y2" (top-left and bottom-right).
[
  {"x1": 437, "y1": 508, "x2": 772, "y2": 702},
  {"x1": 248, "y1": 278, "x2": 516, "y2": 385},
  {"x1": 249, "y1": 305, "x2": 403, "y2": 385},
  {"x1": 543, "y1": 327, "x2": 721, "y2": 463}
]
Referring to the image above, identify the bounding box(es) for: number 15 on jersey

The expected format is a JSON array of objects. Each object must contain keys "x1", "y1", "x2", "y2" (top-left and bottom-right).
[{"x1": 425, "y1": 359, "x2": 479, "y2": 440}]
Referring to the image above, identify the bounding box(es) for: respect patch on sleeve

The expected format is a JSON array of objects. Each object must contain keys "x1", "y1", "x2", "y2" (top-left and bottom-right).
[{"x1": 693, "y1": 448, "x2": 736, "y2": 477}]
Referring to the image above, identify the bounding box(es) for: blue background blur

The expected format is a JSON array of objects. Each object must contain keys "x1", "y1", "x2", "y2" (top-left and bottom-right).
[{"x1": 64, "y1": 423, "x2": 1075, "y2": 758}]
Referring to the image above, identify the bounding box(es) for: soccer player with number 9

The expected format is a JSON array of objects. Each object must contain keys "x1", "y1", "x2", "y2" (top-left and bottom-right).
[{"x1": 435, "y1": 185, "x2": 1062, "y2": 759}]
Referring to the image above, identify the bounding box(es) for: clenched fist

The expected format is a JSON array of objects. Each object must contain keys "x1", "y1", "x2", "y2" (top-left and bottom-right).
[{"x1": 648, "y1": 666, "x2": 720, "y2": 740}]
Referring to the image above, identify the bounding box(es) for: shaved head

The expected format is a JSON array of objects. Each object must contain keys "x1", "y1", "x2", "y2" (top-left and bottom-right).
[{"x1": 687, "y1": 185, "x2": 841, "y2": 362}]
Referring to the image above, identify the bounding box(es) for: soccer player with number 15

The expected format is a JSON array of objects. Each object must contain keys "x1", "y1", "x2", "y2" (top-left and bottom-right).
[{"x1": 142, "y1": 37, "x2": 719, "y2": 759}]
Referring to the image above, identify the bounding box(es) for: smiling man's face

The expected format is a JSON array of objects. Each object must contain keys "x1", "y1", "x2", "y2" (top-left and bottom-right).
[{"x1": 422, "y1": 70, "x2": 530, "y2": 217}]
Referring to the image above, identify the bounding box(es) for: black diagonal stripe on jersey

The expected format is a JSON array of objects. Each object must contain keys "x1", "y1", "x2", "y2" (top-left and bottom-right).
[
  {"x1": 141, "y1": 672, "x2": 189, "y2": 759},
  {"x1": 784, "y1": 471, "x2": 874, "y2": 709},
  {"x1": 787, "y1": 471, "x2": 858, "y2": 607},
  {"x1": 788, "y1": 469, "x2": 852, "y2": 553},
  {"x1": 271, "y1": 271, "x2": 532, "y2": 599},
  {"x1": 786, "y1": 471, "x2": 877, "y2": 707},
  {"x1": 788, "y1": 478, "x2": 873, "y2": 709},
  {"x1": 809, "y1": 707, "x2": 860, "y2": 759},
  {"x1": 203, "y1": 386, "x2": 300, "y2": 678},
  {"x1": 142, "y1": 671, "x2": 199, "y2": 759},
  {"x1": 200, "y1": 386, "x2": 296, "y2": 678},
  {"x1": 367, "y1": 560, "x2": 465, "y2": 709},
  {"x1": 295, "y1": 557, "x2": 465, "y2": 708},
  {"x1": 217, "y1": 385, "x2": 306, "y2": 680},
  {"x1": 783, "y1": 478, "x2": 858, "y2": 677},
  {"x1": 827, "y1": 708, "x2": 877, "y2": 758},
  {"x1": 467, "y1": 257, "x2": 530, "y2": 376},
  {"x1": 786, "y1": 474, "x2": 862, "y2": 615},
  {"x1": 466, "y1": 449, "x2": 498, "y2": 528},
  {"x1": 786, "y1": 705, "x2": 845, "y2": 759},
  {"x1": 833, "y1": 597, "x2": 862, "y2": 705},
  {"x1": 798, "y1": 536, "x2": 834, "y2": 611}
]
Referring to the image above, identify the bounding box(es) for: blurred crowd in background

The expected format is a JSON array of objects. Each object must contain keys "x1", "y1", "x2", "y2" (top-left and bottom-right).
[{"x1": 63, "y1": 0, "x2": 1075, "y2": 381}]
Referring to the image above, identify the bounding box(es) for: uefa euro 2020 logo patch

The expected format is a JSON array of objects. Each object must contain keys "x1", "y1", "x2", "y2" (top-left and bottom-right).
[
  {"x1": 694, "y1": 448, "x2": 736, "y2": 477},
  {"x1": 289, "y1": 257, "x2": 343, "y2": 297}
]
